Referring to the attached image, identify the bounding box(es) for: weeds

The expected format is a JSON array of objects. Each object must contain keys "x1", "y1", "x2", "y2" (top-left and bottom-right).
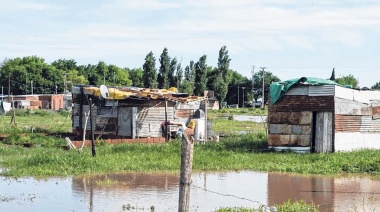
[{"x1": 216, "y1": 200, "x2": 318, "y2": 212}]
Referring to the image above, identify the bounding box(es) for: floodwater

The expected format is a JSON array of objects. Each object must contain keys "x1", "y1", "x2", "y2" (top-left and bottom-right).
[
  {"x1": 232, "y1": 115, "x2": 267, "y2": 122},
  {"x1": 1, "y1": 171, "x2": 380, "y2": 212}
]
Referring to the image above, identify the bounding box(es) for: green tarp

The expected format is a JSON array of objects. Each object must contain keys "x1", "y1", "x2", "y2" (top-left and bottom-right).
[{"x1": 270, "y1": 77, "x2": 340, "y2": 105}]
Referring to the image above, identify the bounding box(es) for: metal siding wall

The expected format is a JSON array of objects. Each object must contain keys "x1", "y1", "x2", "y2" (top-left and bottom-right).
[
  {"x1": 136, "y1": 106, "x2": 174, "y2": 137},
  {"x1": 309, "y1": 85, "x2": 335, "y2": 96}
]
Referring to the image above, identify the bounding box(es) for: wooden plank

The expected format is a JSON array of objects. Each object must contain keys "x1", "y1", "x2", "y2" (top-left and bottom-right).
[{"x1": 315, "y1": 112, "x2": 333, "y2": 153}]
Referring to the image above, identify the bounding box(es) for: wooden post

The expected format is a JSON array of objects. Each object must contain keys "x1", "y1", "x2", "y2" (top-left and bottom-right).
[
  {"x1": 178, "y1": 129, "x2": 194, "y2": 212},
  {"x1": 165, "y1": 98, "x2": 168, "y2": 142},
  {"x1": 10, "y1": 94, "x2": 16, "y2": 125},
  {"x1": 204, "y1": 98, "x2": 207, "y2": 143},
  {"x1": 89, "y1": 98, "x2": 96, "y2": 157},
  {"x1": 79, "y1": 87, "x2": 84, "y2": 138}
]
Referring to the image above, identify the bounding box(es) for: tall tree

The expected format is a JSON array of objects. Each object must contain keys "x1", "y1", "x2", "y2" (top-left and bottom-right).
[
  {"x1": 175, "y1": 63, "x2": 183, "y2": 91},
  {"x1": 128, "y1": 68, "x2": 144, "y2": 87},
  {"x1": 329, "y1": 68, "x2": 336, "y2": 81},
  {"x1": 335, "y1": 74, "x2": 359, "y2": 88},
  {"x1": 96, "y1": 61, "x2": 108, "y2": 85},
  {"x1": 371, "y1": 81, "x2": 380, "y2": 90},
  {"x1": 142, "y1": 51, "x2": 158, "y2": 88},
  {"x1": 158, "y1": 48, "x2": 170, "y2": 89},
  {"x1": 181, "y1": 61, "x2": 195, "y2": 94},
  {"x1": 213, "y1": 46, "x2": 232, "y2": 106},
  {"x1": 168, "y1": 57, "x2": 177, "y2": 88},
  {"x1": 194, "y1": 55, "x2": 207, "y2": 96}
]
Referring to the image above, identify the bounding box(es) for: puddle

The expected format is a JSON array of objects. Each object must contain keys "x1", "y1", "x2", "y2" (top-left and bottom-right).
[
  {"x1": 1, "y1": 171, "x2": 380, "y2": 211},
  {"x1": 233, "y1": 115, "x2": 267, "y2": 122}
]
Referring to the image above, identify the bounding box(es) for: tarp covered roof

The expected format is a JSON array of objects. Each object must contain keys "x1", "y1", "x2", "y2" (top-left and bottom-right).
[
  {"x1": 270, "y1": 77, "x2": 340, "y2": 105},
  {"x1": 81, "y1": 86, "x2": 206, "y2": 103}
]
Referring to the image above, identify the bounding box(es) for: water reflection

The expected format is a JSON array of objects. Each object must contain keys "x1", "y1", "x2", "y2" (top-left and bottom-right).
[{"x1": 1, "y1": 171, "x2": 380, "y2": 211}]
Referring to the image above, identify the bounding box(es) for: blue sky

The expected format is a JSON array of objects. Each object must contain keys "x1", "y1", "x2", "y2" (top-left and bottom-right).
[{"x1": 1, "y1": 0, "x2": 380, "y2": 87}]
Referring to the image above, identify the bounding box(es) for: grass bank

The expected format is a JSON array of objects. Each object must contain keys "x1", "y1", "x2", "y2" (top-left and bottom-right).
[
  {"x1": 1, "y1": 109, "x2": 380, "y2": 177},
  {"x1": 2, "y1": 132, "x2": 380, "y2": 177}
]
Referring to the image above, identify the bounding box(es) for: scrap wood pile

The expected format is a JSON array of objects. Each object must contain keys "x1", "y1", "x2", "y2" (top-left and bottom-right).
[{"x1": 83, "y1": 86, "x2": 206, "y2": 103}]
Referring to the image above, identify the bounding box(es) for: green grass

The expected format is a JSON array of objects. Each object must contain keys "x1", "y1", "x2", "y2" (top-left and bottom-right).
[
  {"x1": 2, "y1": 132, "x2": 380, "y2": 177},
  {"x1": 217, "y1": 200, "x2": 318, "y2": 212},
  {"x1": 208, "y1": 108, "x2": 267, "y2": 120},
  {"x1": 2, "y1": 109, "x2": 380, "y2": 178}
]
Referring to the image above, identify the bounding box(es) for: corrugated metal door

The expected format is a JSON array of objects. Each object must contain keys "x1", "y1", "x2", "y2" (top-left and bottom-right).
[
  {"x1": 314, "y1": 112, "x2": 333, "y2": 153},
  {"x1": 118, "y1": 107, "x2": 132, "y2": 136}
]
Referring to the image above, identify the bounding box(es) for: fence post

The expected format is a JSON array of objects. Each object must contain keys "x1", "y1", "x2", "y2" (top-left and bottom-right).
[{"x1": 178, "y1": 128, "x2": 194, "y2": 212}]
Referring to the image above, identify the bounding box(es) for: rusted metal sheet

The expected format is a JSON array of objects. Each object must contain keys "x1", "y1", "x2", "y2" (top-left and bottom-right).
[
  {"x1": 371, "y1": 101, "x2": 380, "y2": 119},
  {"x1": 335, "y1": 115, "x2": 361, "y2": 132},
  {"x1": 290, "y1": 135, "x2": 311, "y2": 146},
  {"x1": 268, "y1": 111, "x2": 312, "y2": 125},
  {"x1": 335, "y1": 98, "x2": 371, "y2": 115},
  {"x1": 270, "y1": 95, "x2": 334, "y2": 112},
  {"x1": 268, "y1": 134, "x2": 290, "y2": 146},
  {"x1": 309, "y1": 85, "x2": 335, "y2": 96},
  {"x1": 175, "y1": 109, "x2": 194, "y2": 119}
]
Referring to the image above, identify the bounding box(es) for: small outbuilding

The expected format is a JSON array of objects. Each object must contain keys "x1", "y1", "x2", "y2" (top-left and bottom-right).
[{"x1": 268, "y1": 77, "x2": 380, "y2": 153}]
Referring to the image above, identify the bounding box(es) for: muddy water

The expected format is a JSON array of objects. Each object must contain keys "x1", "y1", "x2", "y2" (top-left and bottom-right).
[{"x1": 1, "y1": 171, "x2": 380, "y2": 212}]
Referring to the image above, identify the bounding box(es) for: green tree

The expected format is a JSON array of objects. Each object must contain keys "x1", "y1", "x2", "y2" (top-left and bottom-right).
[
  {"x1": 128, "y1": 68, "x2": 144, "y2": 87},
  {"x1": 66, "y1": 70, "x2": 89, "y2": 89},
  {"x1": 142, "y1": 51, "x2": 158, "y2": 88},
  {"x1": 175, "y1": 63, "x2": 183, "y2": 91},
  {"x1": 51, "y1": 59, "x2": 77, "y2": 71},
  {"x1": 225, "y1": 70, "x2": 247, "y2": 105},
  {"x1": 371, "y1": 82, "x2": 380, "y2": 90},
  {"x1": 107, "y1": 65, "x2": 132, "y2": 86},
  {"x1": 213, "y1": 46, "x2": 232, "y2": 106},
  {"x1": 180, "y1": 61, "x2": 195, "y2": 94},
  {"x1": 194, "y1": 55, "x2": 207, "y2": 96},
  {"x1": 96, "y1": 61, "x2": 108, "y2": 85},
  {"x1": 78, "y1": 64, "x2": 97, "y2": 85},
  {"x1": 0, "y1": 56, "x2": 60, "y2": 95},
  {"x1": 335, "y1": 74, "x2": 359, "y2": 88},
  {"x1": 253, "y1": 69, "x2": 280, "y2": 104},
  {"x1": 168, "y1": 57, "x2": 177, "y2": 88},
  {"x1": 158, "y1": 48, "x2": 170, "y2": 89},
  {"x1": 329, "y1": 68, "x2": 336, "y2": 81}
]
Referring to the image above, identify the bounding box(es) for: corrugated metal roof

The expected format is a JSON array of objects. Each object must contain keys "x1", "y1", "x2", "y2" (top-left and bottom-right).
[{"x1": 309, "y1": 85, "x2": 335, "y2": 96}]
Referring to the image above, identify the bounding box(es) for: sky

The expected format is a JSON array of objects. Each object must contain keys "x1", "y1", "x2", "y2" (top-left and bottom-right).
[{"x1": 1, "y1": 0, "x2": 380, "y2": 87}]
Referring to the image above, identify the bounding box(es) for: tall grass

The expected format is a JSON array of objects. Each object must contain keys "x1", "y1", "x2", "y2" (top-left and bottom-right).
[
  {"x1": 2, "y1": 132, "x2": 380, "y2": 177},
  {"x1": 217, "y1": 200, "x2": 318, "y2": 212}
]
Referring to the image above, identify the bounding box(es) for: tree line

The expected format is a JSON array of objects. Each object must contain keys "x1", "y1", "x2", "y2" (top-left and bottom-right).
[
  {"x1": 0, "y1": 46, "x2": 281, "y2": 107},
  {"x1": 1, "y1": 47, "x2": 376, "y2": 107}
]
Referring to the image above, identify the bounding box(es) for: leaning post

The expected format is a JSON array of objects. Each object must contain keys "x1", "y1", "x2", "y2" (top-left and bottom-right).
[{"x1": 178, "y1": 127, "x2": 195, "y2": 212}]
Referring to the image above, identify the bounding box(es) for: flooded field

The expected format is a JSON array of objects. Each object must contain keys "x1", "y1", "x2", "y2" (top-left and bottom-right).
[{"x1": 1, "y1": 171, "x2": 380, "y2": 211}]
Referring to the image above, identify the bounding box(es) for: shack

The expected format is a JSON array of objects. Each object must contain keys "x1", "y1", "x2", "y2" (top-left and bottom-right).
[
  {"x1": 71, "y1": 85, "x2": 208, "y2": 142},
  {"x1": 268, "y1": 77, "x2": 380, "y2": 153}
]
